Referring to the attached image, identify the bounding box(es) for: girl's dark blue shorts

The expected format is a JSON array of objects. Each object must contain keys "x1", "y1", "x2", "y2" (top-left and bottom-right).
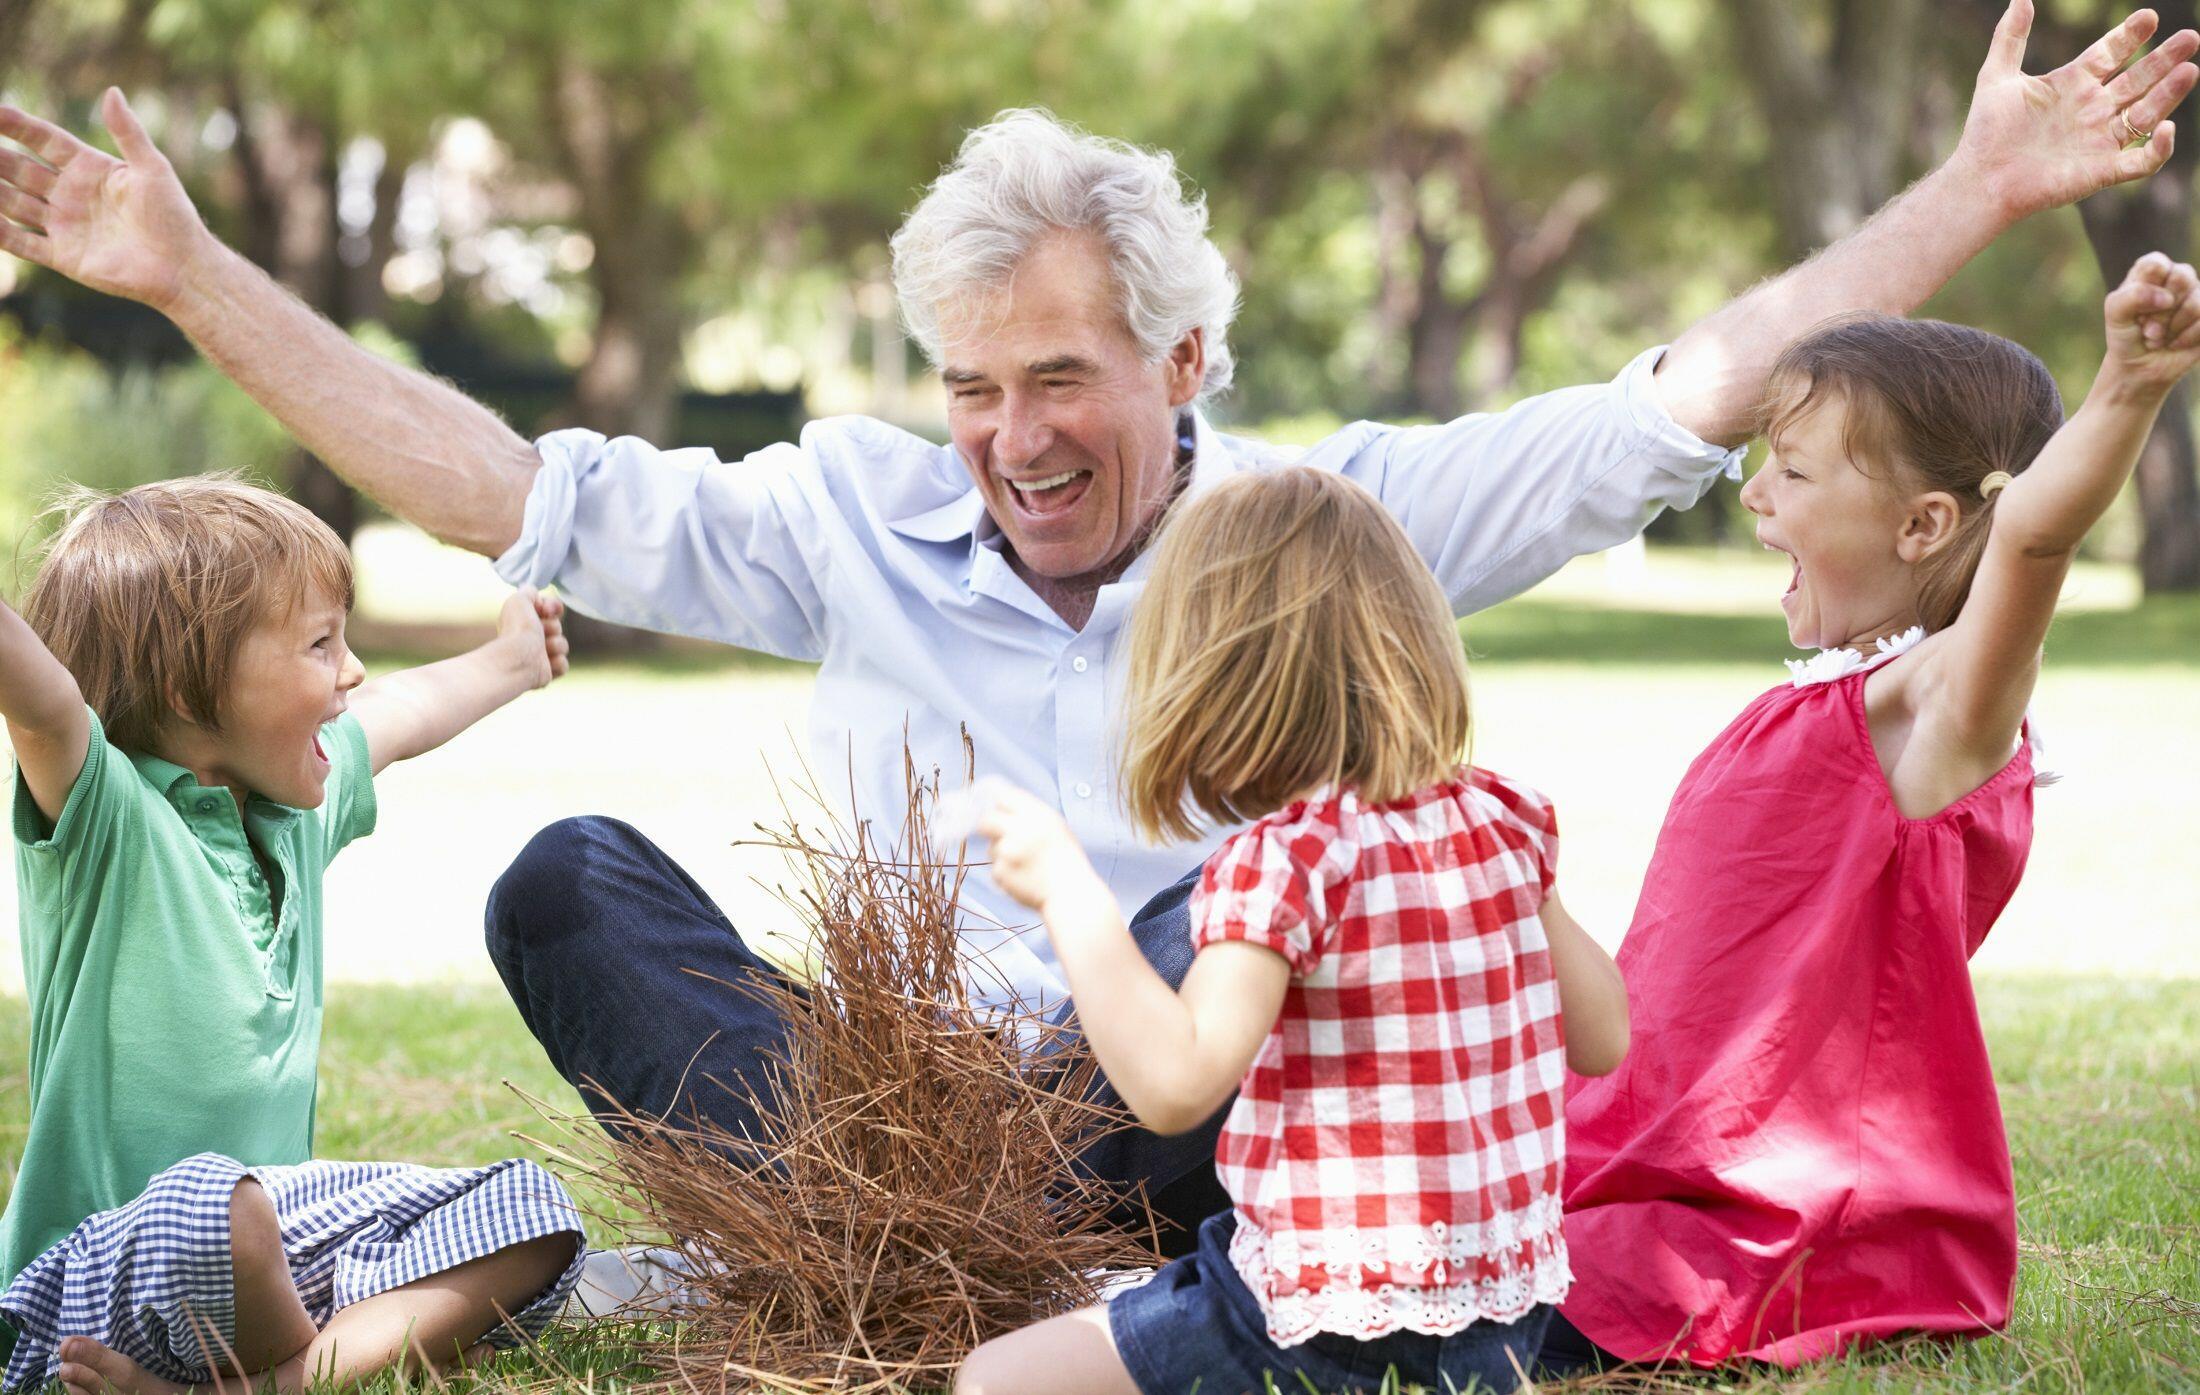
[{"x1": 1107, "y1": 1211, "x2": 1551, "y2": 1395}]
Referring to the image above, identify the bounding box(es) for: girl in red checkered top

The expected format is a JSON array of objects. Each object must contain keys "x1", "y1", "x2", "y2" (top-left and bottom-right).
[{"x1": 955, "y1": 467, "x2": 1630, "y2": 1395}]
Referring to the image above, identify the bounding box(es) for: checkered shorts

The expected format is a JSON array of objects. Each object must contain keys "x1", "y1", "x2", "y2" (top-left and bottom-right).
[{"x1": 1, "y1": 1153, "x2": 586, "y2": 1390}]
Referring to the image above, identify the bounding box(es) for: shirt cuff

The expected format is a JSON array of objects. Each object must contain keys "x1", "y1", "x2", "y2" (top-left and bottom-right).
[
  {"x1": 1612, "y1": 345, "x2": 1747, "y2": 484},
  {"x1": 493, "y1": 428, "x2": 607, "y2": 590}
]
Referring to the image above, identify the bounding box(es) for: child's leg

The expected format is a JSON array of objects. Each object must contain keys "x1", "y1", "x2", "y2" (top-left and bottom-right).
[
  {"x1": 56, "y1": 1232, "x2": 577, "y2": 1395},
  {"x1": 285, "y1": 1231, "x2": 577, "y2": 1384},
  {"x1": 220, "y1": 1177, "x2": 317, "y2": 1374},
  {"x1": 955, "y1": 1305, "x2": 1141, "y2": 1395}
]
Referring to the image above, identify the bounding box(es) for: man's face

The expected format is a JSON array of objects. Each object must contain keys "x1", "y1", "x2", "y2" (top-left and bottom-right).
[{"x1": 938, "y1": 232, "x2": 1204, "y2": 581}]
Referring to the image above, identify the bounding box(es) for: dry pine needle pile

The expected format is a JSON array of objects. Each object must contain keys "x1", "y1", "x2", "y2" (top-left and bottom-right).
[{"x1": 539, "y1": 746, "x2": 1159, "y2": 1393}]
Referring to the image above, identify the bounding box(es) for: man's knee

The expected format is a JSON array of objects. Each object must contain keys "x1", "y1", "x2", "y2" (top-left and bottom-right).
[
  {"x1": 1126, "y1": 863, "x2": 1204, "y2": 988},
  {"x1": 484, "y1": 815, "x2": 638, "y2": 968}
]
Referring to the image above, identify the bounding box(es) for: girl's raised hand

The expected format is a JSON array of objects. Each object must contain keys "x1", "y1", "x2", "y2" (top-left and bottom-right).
[
  {"x1": 971, "y1": 784, "x2": 1105, "y2": 914},
  {"x1": 2106, "y1": 251, "x2": 2200, "y2": 387}
]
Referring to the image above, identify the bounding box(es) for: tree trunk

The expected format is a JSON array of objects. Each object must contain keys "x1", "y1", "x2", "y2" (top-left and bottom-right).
[
  {"x1": 1724, "y1": 0, "x2": 1928, "y2": 258},
  {"x1": 1370, "y1": 151, "x2": 1430, "y2": 415},
  {"x1": 1407, "y1": 215, "x2": 1473, "y2": 420},
  {"x1": 2077, "y1": 179, "x2": 2200, "y2": 592},
  {"x1": 543, "y1": 57, "x2": 691, "y2": 652},
  {"x1": 549, "y1": 58, "x2": 688, "y2": 445},
  {"x1": 572, "y1": 229, "x2": 686, "y2": 444},
  {"x1": 2004, "y1": 0, "x2": 2200, "y2": 593},
  {"x1": 228, "y1": 88, "x2": 361, "y2": 542},
  {"x1": 342, "y1": 143, "x2": 409, "y2": 331},
  {"x1": 0, "y1": 0, "x2": 42, "y2": 89}
]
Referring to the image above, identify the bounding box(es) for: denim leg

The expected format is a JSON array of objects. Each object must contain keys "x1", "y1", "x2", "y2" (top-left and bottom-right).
[
  {"x1": 1063, "y1": 865, "x2": 1233, "y2": 1256},
  {"x1": 484, "y1": 815, "x2": 797, "y2": 1147}
]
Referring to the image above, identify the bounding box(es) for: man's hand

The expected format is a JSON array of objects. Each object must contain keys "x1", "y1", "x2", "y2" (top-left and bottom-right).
[
  {"x1": 1950, "y1": 2, "x2": 2199, "y2": 223},
  {"x1": 495, "y1": 588, "x2": 570, "y2": 691},
  {"x1": 0, "y1": 89, "x2": 215, "y2": 313},
  {"x1": 972, "y1": 785, "x2": 1106, "y2": 916},
  {"x1": 2103, "y1": 251, "x2": 2200, "y2": 390}
]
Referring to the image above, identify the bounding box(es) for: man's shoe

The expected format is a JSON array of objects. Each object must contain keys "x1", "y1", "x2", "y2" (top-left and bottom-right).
[{"x1": 563, "y1": 1244, "x2": 703, "y2": 1319}]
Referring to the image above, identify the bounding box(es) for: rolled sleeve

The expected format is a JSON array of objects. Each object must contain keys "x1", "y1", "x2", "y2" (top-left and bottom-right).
[
  {"x1": 1327, "y1": 344, "x2": 1746, "y2": 616},
  {"x1": 492, "y1": 427, "x2": 829, "y2": 660},
  {"x1": 1610, "y1": 344, "x2": 1748, "y2": 485},
  {"x1": 492, "y1": 429, "x2": 587, "y2": 594}
]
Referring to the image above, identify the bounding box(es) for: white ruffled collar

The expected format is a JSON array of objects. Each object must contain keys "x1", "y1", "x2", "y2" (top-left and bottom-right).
[
  {"x1": 1781, "y1": 624, "x2": 2061, "y2": 787},
  {"x1": 1784, "y1": 625, "x2": 1927, "y2": 688}
]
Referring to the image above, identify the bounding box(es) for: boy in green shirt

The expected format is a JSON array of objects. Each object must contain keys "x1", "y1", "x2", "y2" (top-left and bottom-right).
[{"x1": 0, "y1": 477, "x2": 584, "y2": 1394}]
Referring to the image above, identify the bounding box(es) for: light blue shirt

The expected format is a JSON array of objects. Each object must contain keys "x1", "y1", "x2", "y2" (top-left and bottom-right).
[{"x1": 494, "y1": 344, "x2": 1744, "y2": 1014}]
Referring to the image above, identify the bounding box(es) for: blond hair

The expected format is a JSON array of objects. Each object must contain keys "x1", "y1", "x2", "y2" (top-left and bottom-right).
[
  {"x1": 22, "y1": 475, "x2": 354, "y2": 750},
  {"x1": 1120, "y1": 468, "x2": 1470, "y2": 843}
]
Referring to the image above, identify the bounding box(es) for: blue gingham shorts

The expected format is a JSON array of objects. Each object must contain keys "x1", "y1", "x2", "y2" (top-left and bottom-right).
[{"x1": 0, "y1": 1153, "x2": 586, "y2": 1391}]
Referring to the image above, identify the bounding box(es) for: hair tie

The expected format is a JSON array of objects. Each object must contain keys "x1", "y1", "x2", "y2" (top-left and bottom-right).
[{"x1": 1979, "y1": 471, "x2": 2014, "y2": 501}]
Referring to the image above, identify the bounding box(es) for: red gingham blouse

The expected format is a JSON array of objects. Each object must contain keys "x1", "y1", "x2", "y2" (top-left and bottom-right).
[{"x1": 1191, "y1": 766, "x2": 1571, "y2": 1346}]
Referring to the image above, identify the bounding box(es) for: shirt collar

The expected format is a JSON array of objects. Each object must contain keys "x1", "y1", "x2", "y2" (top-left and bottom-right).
[
  {"x1": 884, "y1": 408, "x2": 1222, "y2": 547},
  {"x1": 886, "y1": 487, "x2": 990, "y2": 544},
  {"x1": 128, "y1": 747, "x2": 205, "y2": 800},
  {"x1": 125, "y1": 747, "x2": 298, "y2": 822}
]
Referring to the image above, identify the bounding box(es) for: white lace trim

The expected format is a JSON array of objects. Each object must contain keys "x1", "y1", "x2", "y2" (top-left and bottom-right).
[
  {"x1": 1783, "y1": 624, "x2": 1926, "y2": 687},
  {"x1": 1228, "y1": 1198, "x2": 1570, "y2": 1346},
  {"x1": 1783, "y1": 625, "x2": 2058, "y2": 788}
]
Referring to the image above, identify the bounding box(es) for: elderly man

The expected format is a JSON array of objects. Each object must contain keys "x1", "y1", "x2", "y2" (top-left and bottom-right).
[{"x1": 0, "y1": 3, "x2": 2191, "y2": 1261}]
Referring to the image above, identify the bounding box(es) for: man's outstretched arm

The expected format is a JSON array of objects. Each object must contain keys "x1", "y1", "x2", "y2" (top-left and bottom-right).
[
  {"x1": 1656, "y1": 1, "x2": 2199, "y2": 447},
  {"x1": 0, "y1": 89, "x2": 537, "y2": 557}
]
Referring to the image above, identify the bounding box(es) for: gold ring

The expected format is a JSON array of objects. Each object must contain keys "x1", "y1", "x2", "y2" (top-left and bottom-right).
[{"x1": 2117, "y1": 111, "x2": 2149, "y2": 146}]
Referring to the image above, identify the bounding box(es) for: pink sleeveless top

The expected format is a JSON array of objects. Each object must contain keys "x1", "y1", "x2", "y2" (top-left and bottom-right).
[{"x1": 1559, "y1": 662, "x2": 2033, "y2": 1367}]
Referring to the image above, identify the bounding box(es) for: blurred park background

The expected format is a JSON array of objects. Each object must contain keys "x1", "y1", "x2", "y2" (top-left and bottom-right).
[
  {"x1": 1, "y1": 3, "x2": 2197, "y2": 1387},
  {"x1": 0, "y1": 0, "x2": 2195, "y2": 974}
]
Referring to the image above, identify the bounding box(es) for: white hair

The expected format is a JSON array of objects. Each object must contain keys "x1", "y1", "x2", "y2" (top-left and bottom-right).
[{"x1": 890, "y1": 109, "x2": 1240, "y2": 402}]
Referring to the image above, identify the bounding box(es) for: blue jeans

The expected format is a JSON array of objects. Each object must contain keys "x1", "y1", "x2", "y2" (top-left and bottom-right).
[{"x1": 484, "y1": 815, "x2": 1230, "y2": 1255}]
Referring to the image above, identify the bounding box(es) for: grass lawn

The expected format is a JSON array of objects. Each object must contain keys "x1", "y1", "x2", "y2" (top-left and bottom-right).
[
  {"x1": 0, "y1": 542, "x2": 2194, "y2": 1391},
  {"x1": 0, "y1": 977, "x2": 2188, "y2": 1392}
]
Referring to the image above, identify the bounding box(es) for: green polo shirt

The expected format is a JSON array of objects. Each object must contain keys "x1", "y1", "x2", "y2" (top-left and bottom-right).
[{"x1": 0, "y1": 707, "x2": 376, "y2": 1322}]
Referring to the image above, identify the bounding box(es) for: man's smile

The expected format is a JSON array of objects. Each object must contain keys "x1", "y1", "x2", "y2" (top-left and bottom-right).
[{"x1": 1002, "y1": 468, "x2": 1094, "y2": 519}]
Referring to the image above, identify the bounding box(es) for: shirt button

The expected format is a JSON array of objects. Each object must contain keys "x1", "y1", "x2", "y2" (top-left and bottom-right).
[
  {"x1": 1071, "y1": 656, "x2": 1089, "y2": 673},
  {"x1": 196, "y1": 798, "x2": 218, "y2": 814},
  {"x1": 1075, "y1": 782, "x2": 1093, "y2": 799}
]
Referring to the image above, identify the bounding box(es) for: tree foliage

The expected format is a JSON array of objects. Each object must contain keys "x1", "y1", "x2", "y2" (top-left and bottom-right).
[{"x1": 4, "y1": 0, "x2": 2195, "y2": 585}]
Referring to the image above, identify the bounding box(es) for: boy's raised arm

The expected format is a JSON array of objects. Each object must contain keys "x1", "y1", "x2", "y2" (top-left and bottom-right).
[
  {"x1": 348, "y1": 590, "x2": 568, "y2": 776},
  {"x1": 0, "y1": 599, "x2": 90, "y2": 824}
]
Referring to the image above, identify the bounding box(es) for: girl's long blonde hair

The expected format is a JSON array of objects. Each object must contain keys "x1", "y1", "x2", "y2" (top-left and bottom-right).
[{"x1": 1119, "y1": 467, "x2": 1470, "y2": 843}]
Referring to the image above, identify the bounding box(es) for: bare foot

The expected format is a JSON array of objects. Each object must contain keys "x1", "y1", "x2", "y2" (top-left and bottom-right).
[{"x1": 55, "y1": 1337, "x2": 187, "y2": 1395}]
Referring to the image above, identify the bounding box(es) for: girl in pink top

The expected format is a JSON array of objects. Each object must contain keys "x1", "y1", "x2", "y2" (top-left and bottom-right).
[
  {"x1": 951, "y1": 468, "x2": 1632, "y2": 1395},
  {"x1": 1550, "y1": 252, "x2": 2200, "y2": 1372}
]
